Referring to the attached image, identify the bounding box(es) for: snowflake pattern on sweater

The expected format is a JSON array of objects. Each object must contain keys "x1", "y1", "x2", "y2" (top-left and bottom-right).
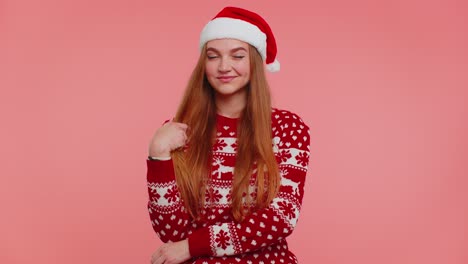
[{"x1": 147, "y1": 108, "x2": 311, "y2": 264}]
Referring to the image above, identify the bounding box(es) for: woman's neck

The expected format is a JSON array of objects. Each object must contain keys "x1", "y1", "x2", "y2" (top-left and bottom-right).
[{"x1": 215, "y1": 90, "x2": 247, "y2": 118}]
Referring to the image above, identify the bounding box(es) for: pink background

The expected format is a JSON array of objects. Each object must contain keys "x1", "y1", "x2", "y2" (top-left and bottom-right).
[{"x1": 2, "y1": 0, "x2": 467, "y2": 263}]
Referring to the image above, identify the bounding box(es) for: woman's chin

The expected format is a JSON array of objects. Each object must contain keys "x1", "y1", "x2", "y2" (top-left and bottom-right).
[{"x1": 214, "y1": 86, "x2": 247, "y2": 97}]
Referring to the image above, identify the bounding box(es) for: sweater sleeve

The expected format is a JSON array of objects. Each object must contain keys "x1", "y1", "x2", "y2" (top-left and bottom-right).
[
  {"x1": 187, "y1": 113, "x2": 311, "y2": 257},
  {"x1": 146, "y1": 158, "x2": 191, "y2": 243}
]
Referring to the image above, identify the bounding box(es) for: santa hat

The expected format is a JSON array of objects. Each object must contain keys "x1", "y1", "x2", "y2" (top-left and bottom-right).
[{"x1": 199, "y1": 6, "x2": 280, "y2": 72}]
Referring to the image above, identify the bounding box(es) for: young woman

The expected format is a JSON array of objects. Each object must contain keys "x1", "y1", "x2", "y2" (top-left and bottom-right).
[{"x1": 147, "y1": 6, "x2": 310, "y2": 264}]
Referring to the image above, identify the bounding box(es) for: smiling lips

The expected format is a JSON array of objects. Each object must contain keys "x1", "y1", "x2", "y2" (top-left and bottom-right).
[{"x1": 217, "y1": 76, "x2": 236, "y2": 83}]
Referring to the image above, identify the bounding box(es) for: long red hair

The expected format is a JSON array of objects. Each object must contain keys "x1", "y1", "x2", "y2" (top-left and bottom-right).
[{"x1": 171, "y1": 44, "x2": 279, "y2": 221}]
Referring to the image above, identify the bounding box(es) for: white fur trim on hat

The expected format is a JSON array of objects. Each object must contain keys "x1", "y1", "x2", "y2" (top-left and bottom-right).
[
  {"x1": 266, "y1": 59, "x2": 280, "y2": 72},
  {"x1": 199, "y1": 17, "x2": 267, "y2": 61}
]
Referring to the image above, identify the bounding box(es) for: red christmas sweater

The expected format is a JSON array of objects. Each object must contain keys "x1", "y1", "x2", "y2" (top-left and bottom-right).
[{"x1": 146, "y1": 108, "x2": 311, "y2": 264}]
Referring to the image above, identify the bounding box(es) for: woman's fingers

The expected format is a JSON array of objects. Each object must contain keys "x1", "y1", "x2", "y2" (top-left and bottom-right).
[
  {"x1": 151, "y1": 248, "x2": 162, "y2": 264},
  {"x1": 176, "y1": 122, "x2": 189, "y2": 131},
  {"x1": 167, "y1": 121, "x2": 187, "y2": 131},
  {"x1": 180, "y1": 129, "x2": 188, "y2": 143},
  {"x1": 150, "y1": 240, "x2": 189, "y2": 264},
  {"x1": 169, "y1": 123, "x2": 189, "y2": 143},
  {"x1": 151, "y1": 252, "x2": 164, "y2": 264},
  {"x1": 155, "y1": 256, "x2": 165, "y2": 264},
  {"x1": 172, "y1": 125, "x2": 188, "y2": 148}
]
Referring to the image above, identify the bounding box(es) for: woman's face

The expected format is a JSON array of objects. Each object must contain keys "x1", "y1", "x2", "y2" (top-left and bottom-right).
[{"x1": 205, "y1": 39, "x2": 251, "y2": 97}]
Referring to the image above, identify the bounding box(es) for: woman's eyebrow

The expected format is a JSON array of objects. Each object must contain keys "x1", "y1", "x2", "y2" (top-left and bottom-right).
[
  {"x1": 230, "y1": 47, "x2": 247, "y2": 52},
  {"x1": 206, "y1": 47, "x2": 247, "y2": 53}
]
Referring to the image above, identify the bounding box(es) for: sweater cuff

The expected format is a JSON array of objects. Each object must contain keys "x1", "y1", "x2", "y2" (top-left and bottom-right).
[
  {"x1": 188, "y1": 227, "x2": 212, "y2": 257},
  {"x1": 146, "y1": 159, "x2": 176, "y2": 183}
]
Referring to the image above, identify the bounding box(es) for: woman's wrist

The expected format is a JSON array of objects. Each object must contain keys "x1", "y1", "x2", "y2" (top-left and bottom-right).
[
  {"x1": 148, "y1": 145, "x2": 171, "y2": 158},
  {"x1": 148, "y1": 155, "x2": 171, "y2": 161}
]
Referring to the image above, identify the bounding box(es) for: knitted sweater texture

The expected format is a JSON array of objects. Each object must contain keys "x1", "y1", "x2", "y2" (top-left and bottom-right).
[{"x1": 146, "y1": 108, "x2": 311, "y2": 264}]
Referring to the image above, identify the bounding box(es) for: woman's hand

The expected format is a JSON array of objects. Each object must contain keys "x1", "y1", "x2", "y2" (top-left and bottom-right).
[
  {"x1": 150, "y1": 239, "x2": 191, "y2": 264},
  {"x1": 149, "y1": 122, "x2": 189, "y2": 158}
]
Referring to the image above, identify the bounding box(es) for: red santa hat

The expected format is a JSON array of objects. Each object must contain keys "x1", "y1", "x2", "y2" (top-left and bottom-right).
[{"x1": 199, "y1": 6, "x2": 280, "y2": 72}]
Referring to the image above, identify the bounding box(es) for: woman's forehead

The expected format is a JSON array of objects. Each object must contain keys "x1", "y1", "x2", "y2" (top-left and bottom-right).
[{"x1": 206, "y1": 39, "x2": 249, "y2": 50}]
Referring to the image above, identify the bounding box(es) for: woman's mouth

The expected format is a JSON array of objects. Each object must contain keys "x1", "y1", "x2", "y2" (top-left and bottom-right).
[{"x1": 217, "y1": 76, "x2": 236, "y2": 83}]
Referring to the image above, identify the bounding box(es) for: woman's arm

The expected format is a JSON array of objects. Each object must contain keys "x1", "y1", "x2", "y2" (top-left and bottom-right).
[
  {"x1": 147, "y1": 158, "x2": 192, "y2": 243},
  {"x1": 187, "y1": 114, "x2": 311, "y2": 257},
  {"x1": 147, "y1": 120, "x2": 191, "y2": 243}
]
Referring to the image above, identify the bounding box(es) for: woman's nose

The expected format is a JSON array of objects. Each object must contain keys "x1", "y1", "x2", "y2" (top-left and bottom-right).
[{"x1": 218, "y1": 58, "x2": 231, "y2": 72}]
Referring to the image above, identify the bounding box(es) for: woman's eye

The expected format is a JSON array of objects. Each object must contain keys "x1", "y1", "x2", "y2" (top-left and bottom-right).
[
  {"x1": 207, "y1": 55, "x2": 218, "y2": 59},
  {"x1": 233, "y1": 55, "x2": 245, "y2": 59}
]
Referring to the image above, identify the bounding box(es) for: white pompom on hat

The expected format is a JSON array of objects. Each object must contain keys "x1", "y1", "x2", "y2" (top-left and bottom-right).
[{"x1": 199, "y1": 6, "x2": 280, "y2": 72}]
